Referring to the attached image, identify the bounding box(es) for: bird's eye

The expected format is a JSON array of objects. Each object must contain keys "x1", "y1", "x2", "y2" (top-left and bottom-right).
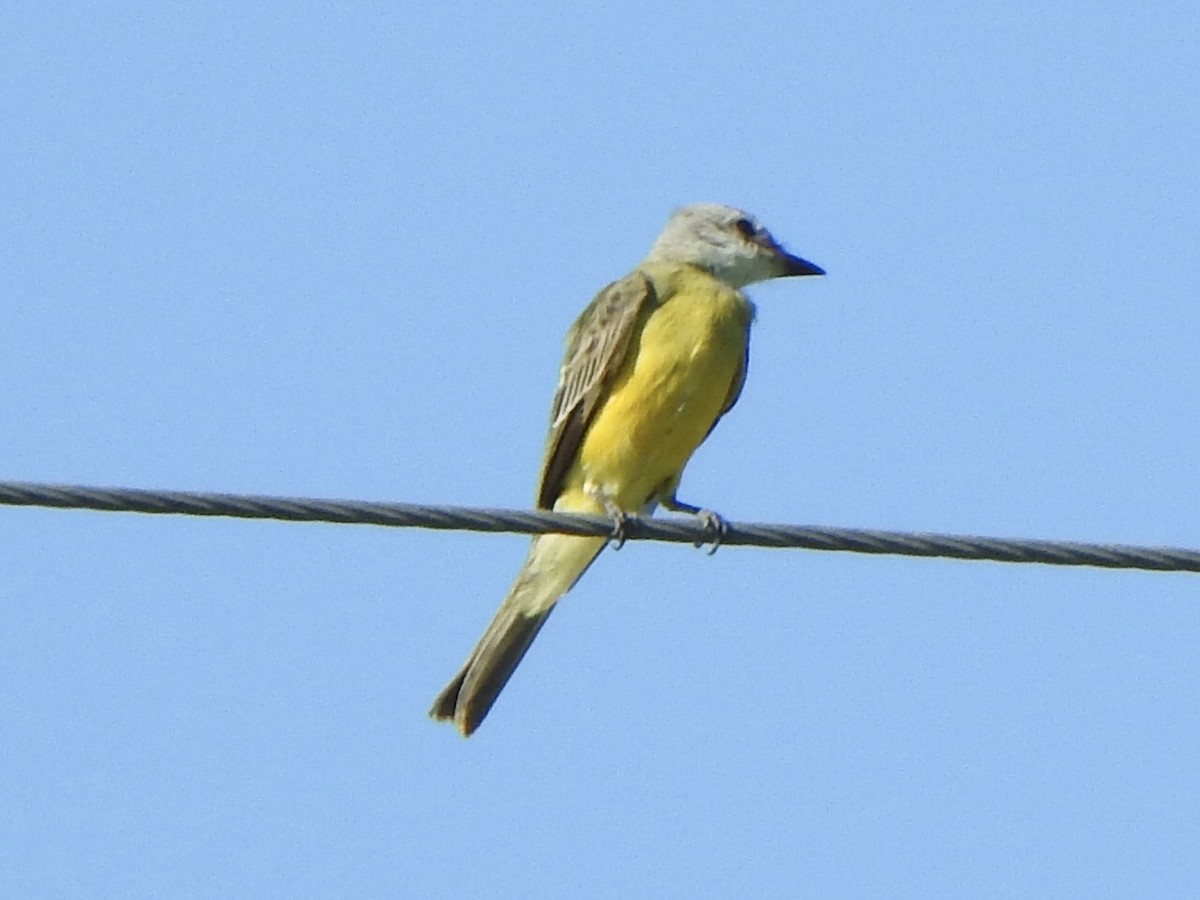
[{"x1": 733, "y1": 217, "x2": 756, "y2": 238}]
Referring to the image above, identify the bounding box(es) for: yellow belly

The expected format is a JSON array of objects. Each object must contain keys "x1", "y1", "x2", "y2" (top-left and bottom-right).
[{"x1": 558, "y1": 265, "x2": 752, "y2": 513}]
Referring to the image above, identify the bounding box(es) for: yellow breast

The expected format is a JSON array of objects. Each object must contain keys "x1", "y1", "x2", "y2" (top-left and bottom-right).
[{"x1": 562, "y1": 263, "x2": 752, "y2": 512}]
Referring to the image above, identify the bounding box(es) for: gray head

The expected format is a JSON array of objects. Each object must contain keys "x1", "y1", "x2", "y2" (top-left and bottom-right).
[{"x1": 643, "y1": 203, "x2": 824, "y2": 289}]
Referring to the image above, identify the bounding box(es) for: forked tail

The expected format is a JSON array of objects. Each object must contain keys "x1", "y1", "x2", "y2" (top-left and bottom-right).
[{"x1": 429, "y1": 531, "x2": 606, "y2": 736}]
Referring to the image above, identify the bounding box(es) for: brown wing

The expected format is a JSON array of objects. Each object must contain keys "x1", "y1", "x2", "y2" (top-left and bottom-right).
[{"x1": 535, "y1": 271, "x2": 657, "y2": 509}]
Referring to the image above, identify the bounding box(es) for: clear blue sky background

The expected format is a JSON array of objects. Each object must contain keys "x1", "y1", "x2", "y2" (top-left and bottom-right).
[{"x1": 3, "y1": 3, "x2": 1199, "y2": 897}]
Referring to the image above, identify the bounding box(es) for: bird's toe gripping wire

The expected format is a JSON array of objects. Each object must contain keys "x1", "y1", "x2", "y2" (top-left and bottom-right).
[
  {"x1": 599, "y1": 497, "x2": 632, "y2": 551},
  {"x1": 693, "y1": 508, "x2": 729, "y2": 555},
  {"x1": 663, "y1": 495, "x2": 728, "y2": 555}
]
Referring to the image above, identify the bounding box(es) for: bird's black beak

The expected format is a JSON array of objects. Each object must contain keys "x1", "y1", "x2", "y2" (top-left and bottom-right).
[{"x1": 781, "y1": 252, "x2": 825, "y2": 277}]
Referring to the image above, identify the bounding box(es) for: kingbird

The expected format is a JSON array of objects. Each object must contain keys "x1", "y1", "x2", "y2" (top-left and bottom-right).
[{"x1": 430, "y1": 203, "x2": 823, "y2": 735}]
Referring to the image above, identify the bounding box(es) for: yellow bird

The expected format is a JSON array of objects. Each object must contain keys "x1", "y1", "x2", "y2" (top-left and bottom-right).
[{"x1": 430, "y1": 203, "x2": 823, "y2": 735}]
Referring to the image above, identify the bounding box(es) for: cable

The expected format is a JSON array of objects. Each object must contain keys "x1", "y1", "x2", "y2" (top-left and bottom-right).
[{"x1": 1, "y1": 479, "x2": 1197, "y2": 573}]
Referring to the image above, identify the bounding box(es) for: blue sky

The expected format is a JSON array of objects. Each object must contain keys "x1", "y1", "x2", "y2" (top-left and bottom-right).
[{"x1": 3, "y1": 2, "x2": 1199, "y2": 897}]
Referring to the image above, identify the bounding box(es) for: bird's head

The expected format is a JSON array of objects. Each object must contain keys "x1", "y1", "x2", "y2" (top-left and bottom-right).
[{"x1": 644, "y1": 203, "x2": 824, "y2": 289}]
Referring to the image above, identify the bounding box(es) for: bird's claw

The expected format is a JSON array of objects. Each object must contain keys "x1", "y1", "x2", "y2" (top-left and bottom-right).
[
  {"x1": 605, "y1": 505, "x2": 631, "y2": 551},
  {"x1": 693, "y1": 508, "x2": 728, "y2": 555},
  {"x1": 661, "y1": 493, "x2": 728, "y2": 554}
]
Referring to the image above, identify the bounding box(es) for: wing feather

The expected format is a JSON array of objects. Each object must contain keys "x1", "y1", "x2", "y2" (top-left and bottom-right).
[{"x1": 536, "y1": 271, "x2": 656, "y2": 509}]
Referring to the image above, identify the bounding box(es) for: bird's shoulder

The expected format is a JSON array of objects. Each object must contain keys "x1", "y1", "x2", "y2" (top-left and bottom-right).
[
  {"x1": 550, "y1": 270, "x2": 657, "y2": 415},
  {"x1": 563, "y1": 269, "x2": 656, "y2": 348}
]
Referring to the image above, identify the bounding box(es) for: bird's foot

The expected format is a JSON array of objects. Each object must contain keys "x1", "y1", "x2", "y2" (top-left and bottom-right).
[
  {"x1": 692, "y1": 508, "x2": 728, "y2": 555},
  {"x1": 601, "y1": 499, "x2": 632, "y2": 551},
  {"x1": 663, "y1": 496, "x2": 728, "y2": 554}
]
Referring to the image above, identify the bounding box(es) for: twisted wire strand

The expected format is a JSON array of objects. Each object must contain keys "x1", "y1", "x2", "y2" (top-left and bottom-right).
[{"x1": 1, "y1": 480, "x2": 1197, "y2": 573}]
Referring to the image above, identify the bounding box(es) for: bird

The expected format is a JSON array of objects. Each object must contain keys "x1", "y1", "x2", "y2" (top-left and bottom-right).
[{"x1": 429, "y1": 203, "x2": 824, "y2": 736}]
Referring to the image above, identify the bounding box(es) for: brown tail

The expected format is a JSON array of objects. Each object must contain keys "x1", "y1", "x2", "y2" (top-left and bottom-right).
[
  {"x1": 429, "y1": 603, "x2": 555, "y2": 736},
  {"x1": 429, "y1": 531, "x2": 606, "y2": 736}
]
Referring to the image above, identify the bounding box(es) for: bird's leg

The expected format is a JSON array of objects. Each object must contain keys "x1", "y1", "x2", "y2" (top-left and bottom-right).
[
  {"x1": 585, "y1": 487, "x2": 633, "y2": 551},
  {"x1": 661, "y1": 493, "x2": 728, "y2": 555},
  {"x1": 604, "y1": 501, "x2": 631, "y2": 551}
]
